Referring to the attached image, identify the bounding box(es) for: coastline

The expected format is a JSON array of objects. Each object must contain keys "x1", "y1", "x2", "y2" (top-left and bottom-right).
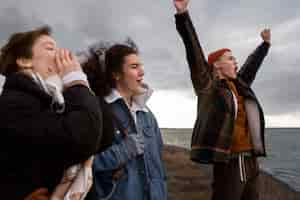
[{"x1": 163, "y1": 145, "x2": 300, "y2": 200}]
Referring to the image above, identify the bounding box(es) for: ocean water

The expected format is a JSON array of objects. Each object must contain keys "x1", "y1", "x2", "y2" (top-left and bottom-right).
[{"x1": 161, "y1": 128, "x2": 300, "y2": 192}]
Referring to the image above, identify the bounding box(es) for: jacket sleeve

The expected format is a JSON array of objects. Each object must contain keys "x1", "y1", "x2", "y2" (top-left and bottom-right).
[
  {"x1": 3, "y1": 85, "x2": 103, "y2": 166},
  {"x1": 238, "y1": 42, "x2": 270, "y2": 86},
  {"x1": 175, "y1": 11, "x2": 212, "y2": 94},
  {"x1": 92, "y1": 139, "x2": 134, "y2": 171}
]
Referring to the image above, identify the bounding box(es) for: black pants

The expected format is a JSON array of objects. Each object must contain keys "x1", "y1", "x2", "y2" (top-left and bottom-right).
[{"x1": 212, "y1": 156, "x2": 259, "y2": 200}]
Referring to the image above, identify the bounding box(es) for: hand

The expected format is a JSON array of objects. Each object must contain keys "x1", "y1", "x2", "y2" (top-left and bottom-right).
[
  {"x1": 55, "y1": 48, "x2": 82, "y2": 77},
  {"x1": 24, "y1": 188, "x2": 49, "y2": 200},
  {"x1": 173, "y1": 0, "x2": 189, "y2": 14},
  {"x1": 261, "y1": 29, "x2": 271, "y2": 44}
]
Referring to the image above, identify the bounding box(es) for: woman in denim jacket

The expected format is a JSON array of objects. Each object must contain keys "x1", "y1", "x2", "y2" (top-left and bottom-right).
[{"x1": 83, "y1": 43, "x2": 167, "y2": 200}]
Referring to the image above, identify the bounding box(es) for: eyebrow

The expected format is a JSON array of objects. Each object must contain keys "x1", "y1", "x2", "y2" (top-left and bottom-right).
[
  {"x1": 43, "y1": 41, "x2": 56, "y2": 46},
  {"x1": 130, "y1": 62, "x2": 142, "y2": 66}
]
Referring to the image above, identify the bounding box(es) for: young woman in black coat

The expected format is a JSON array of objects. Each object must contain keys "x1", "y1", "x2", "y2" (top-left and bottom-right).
[{"x1": 0, "y1": 26, "x2": 103, "y2": 200}]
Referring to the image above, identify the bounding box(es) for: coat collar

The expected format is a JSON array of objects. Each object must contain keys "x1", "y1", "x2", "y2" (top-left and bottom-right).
[
  {"x1": 3, "y1": 73, "x2": 52, "y2": 104},
  {"x1": 104, "y1": 85, "x2": 153, "y2": 113}
]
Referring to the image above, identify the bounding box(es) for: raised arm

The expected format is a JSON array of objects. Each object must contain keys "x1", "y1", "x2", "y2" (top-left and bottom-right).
[
  {"x1": 238, "y1": 29, "x2": 271, "y2": 86},
  {"x1": 174, "y1": 0, "x2": 212, "y2": 93}
]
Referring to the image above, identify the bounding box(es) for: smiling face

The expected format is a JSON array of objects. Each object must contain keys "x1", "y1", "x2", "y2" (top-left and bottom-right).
[
  {"x1": 214, "y1": 51, "x2": 238, "y2": 80},
  {"x1": 115, "y1": 53, "x2": 145, "y2": 97}
]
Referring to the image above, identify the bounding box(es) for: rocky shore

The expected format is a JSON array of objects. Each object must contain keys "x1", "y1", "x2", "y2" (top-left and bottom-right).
[{"x1": 163, "y1": 145, "x2": 300, "y2": 200}]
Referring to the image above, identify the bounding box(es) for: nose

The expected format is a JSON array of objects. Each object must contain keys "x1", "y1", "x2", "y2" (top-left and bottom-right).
[
  {"x1": 234, "y1": 60, "x2": 238, "y2": 67},
  {"x1": 139, "y1": 65, "x2": 145, "y2": 77}
]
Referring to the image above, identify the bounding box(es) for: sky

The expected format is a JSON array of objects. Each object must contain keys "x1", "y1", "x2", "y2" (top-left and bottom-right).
[{"x1": 0, "y1": 0, "x2": 300, "y2": 128}]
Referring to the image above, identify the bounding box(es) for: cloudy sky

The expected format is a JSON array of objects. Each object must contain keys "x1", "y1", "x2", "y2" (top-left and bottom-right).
[{"x1": 0, "y1": 0, "x2": 299, "y2": 128}]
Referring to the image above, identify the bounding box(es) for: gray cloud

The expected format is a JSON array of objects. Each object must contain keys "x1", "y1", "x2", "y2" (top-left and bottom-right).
[{"x1": 0, "y1": 0, "x2": 299, "y2": 120}]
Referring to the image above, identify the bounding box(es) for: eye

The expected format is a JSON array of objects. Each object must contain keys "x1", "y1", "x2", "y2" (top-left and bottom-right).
[
  {"x1": 46, "y1": 47, "x2": 55, "y2": 51},
  {"x1": 131, "y1": 64, "x2": 138, "y2": 68}
]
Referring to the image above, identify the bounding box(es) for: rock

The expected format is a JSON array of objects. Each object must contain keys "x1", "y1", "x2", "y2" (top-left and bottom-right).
[
  {"x1": 163, "y1": 145, "x2": 212, "y2": 200},
  {"x1": 163, "y1": 145, "x2": 300, "y2": 200}
]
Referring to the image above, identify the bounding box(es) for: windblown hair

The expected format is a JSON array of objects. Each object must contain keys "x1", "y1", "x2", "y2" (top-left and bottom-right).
[
  {"x1": 80, "y1": 38, "x2": 139, "y2": 151},
  {"x1": 81, "y1": 37, "x2": 139, "y2": 97},
  {"x1": 0, "y1": 26, "x2": 51, "y2": 76}
]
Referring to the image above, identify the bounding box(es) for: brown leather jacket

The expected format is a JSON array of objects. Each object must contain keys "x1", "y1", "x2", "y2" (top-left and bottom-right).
[{"x1": 175, "y1": 12, "x2": 270, "y2": 163}]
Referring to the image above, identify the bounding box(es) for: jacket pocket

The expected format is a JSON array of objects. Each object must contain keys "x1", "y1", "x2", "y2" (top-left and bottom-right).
[
  {"x1": 96, "y1": 169, "x2": 127, "y2": 200},
  {"x1": 143, "y1": 126, "x2": 154, "y2": 137}
]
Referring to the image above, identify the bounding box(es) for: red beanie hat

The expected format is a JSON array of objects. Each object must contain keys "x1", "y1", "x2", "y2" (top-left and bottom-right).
[{"x1": 208, "y1": 48, "x2": 231, "y2": 66}]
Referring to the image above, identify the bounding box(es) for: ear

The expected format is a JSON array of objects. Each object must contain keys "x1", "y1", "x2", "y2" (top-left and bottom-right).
[
  {"x1": 16, "y1": 57, "x2": 33, "y2": 70},
  {"x1": 213, "y1": 61, "x2": 222, "y2": 70}
]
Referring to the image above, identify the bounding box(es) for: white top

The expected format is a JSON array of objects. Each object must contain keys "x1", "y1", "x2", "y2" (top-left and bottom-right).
[
  {"x1": 230, "y1": 90, "x2": 238, "y2": 119},
  {"x1": 0, "y1": 74, "x2": 6, "y2": 95}
]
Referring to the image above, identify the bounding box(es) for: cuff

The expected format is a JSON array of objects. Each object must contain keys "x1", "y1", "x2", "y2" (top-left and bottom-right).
[
  {"x1": 62, "y1": 71, "x2": 89, "y2": 86},
  {"x1": 175, "y1": 10, "x2": 190, "y2": 22}
]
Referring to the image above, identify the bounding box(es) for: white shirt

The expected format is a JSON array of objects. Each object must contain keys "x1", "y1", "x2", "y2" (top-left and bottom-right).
[{"x1": 0, "y1": 74, "x2": 6, "y2": 95}]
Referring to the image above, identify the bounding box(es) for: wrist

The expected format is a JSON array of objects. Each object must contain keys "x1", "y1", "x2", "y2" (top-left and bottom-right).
[
  {"x1": 176, "y1": 8, "x2": 188, "y2": 14},
  {"x1": 62, "y1": 70, "x2": 88, "y2": 86}
]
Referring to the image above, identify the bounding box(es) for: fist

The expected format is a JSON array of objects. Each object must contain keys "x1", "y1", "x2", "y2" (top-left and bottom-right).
[
  {"x1": 261, "y1": 29, "x2": 271, "y2": 43},
  {"x1": 173, "y1": 0, "x2": 190, "y2": 14}
]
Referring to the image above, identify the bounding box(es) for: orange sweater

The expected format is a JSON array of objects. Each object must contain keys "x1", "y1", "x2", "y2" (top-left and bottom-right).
[{"x1": 227, "y1": 81, "x2": 253, "y2": 153}]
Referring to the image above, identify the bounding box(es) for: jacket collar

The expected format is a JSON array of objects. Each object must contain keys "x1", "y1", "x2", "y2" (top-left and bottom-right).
[
  {"x1": 3, "y1": 73, "x2": 52, "y2": 104},
  {"x1": 104, "y1": 85, "x2": 153, "y2": 113}
]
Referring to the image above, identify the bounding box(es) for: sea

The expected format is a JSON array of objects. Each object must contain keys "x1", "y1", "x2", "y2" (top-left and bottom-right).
[{"x1": 161, "y1": 128, "x2": 300, "y2": 192}]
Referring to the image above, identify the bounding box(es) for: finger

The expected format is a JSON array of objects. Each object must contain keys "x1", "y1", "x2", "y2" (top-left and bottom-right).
[
  {"x1": 55, "y1": 50, "x2": 63, "y2": 74},
  {"x1": 61, "y1": 49, "x2": 67, "y2": 65},
  {"x1": 69, "y1": 51, "x2": 76, "y2": 62},
  {"x1": 59, "y1": 49, "x2": 66, "y2": 66},
  {"x1": 70, "y1": 52, "x2": 82, "y2": 71},
  {"x1": 64, "y1": 49, "x2": 72, "y2": 64},
  {"x1": 69, "y1": 51, "x2": 79, "y2": 65}
]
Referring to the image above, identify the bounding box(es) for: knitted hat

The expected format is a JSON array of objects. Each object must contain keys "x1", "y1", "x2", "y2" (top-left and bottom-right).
[{"x1": 208, "y1": 48, "x2": 231, "y2": 65}]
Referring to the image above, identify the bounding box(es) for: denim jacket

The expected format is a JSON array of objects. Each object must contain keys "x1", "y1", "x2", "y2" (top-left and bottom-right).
[{"x1": 91, "y1": 89, "x2": 167, "y2": 200}]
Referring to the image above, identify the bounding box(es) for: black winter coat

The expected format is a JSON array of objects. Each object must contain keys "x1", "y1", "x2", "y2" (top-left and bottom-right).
[{"x1": 0, "y1": 73, "x2": 103, "y2": 199}]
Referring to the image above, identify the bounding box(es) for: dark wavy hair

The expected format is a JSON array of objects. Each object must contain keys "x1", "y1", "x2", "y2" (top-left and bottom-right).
[
  {"x1": 81, "y1": 38, "x2": 138, "y2": 97},
  {"x1": 0, "y1": 26, "x2": 51, "y2": 76},
  {"x1": 80, "y1": 39, "x2": 139, "y2": 151}
]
